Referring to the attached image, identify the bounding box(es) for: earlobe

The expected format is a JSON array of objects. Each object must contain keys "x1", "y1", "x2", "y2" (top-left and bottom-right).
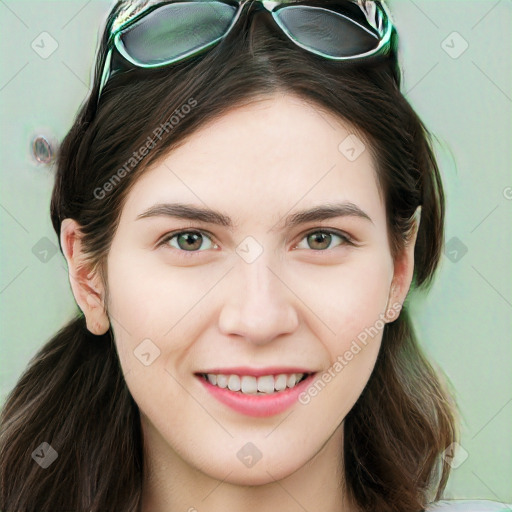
[
  {"x1": 384, "y1": 284, "x2": 402, "y2": 323},
  {"x1": 60, "y1": 218, "x2": 110, "y2": 335}
]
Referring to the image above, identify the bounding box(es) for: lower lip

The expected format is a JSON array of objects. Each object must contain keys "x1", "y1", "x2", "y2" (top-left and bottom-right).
[{"x1": 196, "y1": 373, "x2": 316, "y2": 418}]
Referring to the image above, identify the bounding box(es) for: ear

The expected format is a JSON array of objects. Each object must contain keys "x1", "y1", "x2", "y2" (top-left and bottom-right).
[
  {"x1": 384, "y1": 206, "x2": 421, "y2": 323},
  {"x1": 60, "y1": 218, "x2": 110, "y2": 335}
]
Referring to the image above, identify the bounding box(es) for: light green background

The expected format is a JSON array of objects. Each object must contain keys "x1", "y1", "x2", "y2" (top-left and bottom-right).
[{"x1": 1, "y1": 0, "x2": 511, "y2": 503}]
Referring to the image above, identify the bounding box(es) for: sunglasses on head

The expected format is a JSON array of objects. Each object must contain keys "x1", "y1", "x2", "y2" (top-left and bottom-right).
[{"x1": 96, "y1": 0, "x2": 395, "y2": 106}]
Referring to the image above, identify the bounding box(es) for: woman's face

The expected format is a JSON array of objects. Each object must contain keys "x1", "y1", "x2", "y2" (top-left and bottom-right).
[{"x1": 105, "y1": 92, "x2": 399, "y2": 485}]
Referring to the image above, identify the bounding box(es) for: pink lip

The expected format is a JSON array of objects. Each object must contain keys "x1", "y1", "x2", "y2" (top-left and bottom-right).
[{"x1": 196, "y1": 372, "x2": 316, "y2": 418}]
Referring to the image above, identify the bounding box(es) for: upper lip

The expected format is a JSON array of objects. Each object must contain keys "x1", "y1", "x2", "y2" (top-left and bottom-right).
[{"x1": 195, "y1": 366, "x2": 316, "y2": 377}]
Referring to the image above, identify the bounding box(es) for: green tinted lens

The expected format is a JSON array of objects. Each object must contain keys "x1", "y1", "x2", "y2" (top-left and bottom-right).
[
  {"x1": 119, "y1": 1, "x2": 238, "y2": 66},
  {"x1": 274, "y1": 5, "x2": 381, "y2": 57}
]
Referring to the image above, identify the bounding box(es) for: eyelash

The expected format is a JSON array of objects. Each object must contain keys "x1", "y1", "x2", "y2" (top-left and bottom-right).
[{"x1": 157, "y1": 228, "x2": 355, "y2": 258}]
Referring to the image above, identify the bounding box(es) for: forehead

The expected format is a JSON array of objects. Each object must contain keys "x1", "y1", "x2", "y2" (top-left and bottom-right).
[{"x1": 121, "y1": 93, "x2": 385, "y2": 227}]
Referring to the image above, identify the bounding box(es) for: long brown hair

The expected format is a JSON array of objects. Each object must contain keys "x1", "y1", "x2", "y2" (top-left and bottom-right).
[{"x1": 0, "y1": 1, "x2": 457, "y2": 510}]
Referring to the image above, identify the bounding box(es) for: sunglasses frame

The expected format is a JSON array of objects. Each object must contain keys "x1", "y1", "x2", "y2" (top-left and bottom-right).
[{"x1": 96, "y1": 0, "x2": 394, "y2": 105}]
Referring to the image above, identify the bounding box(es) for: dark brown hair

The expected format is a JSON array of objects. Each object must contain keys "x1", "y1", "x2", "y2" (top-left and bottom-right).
[{"x1": 1, "y1": 1, "x2": 457, "y2": 511}]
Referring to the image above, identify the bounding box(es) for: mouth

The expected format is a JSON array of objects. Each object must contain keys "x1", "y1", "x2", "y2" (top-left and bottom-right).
[
  {"x1": 194, "y1": 369, "x2": 317, "y2": 417},
  {"x1": 196, "y1": 371, "x2": 312, "y2": 395}
]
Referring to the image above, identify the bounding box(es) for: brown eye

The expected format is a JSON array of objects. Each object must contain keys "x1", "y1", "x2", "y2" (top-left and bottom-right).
[
  {"x1": 160, "y1": 230, "x2": 217, "y2": 253},
  {"x1": 307, "y1": 232, "x2": 332, "y2": 250},
  {"x1": 175, "y1": 232, "x2": 203, "y2": 251},
  {"x1": 296, "y1": 230, "x2": 352, "y2": 251}
]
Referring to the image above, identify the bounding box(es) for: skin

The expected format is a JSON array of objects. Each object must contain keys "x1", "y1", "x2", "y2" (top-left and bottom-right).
[{"x1": 61, "y1": 91, "x2": 417, "y2": 512}]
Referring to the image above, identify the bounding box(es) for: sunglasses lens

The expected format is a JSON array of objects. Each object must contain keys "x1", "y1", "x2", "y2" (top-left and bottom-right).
[
  {"x1": 275, "y1": 5, "x2": 381, "y2": 57},
  {"x1": 120, "y1": 1, "x2": 237, "y2": 65}
]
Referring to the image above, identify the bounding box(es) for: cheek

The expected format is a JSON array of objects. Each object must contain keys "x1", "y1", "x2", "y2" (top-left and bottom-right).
[
  {"x1": 293, "y1": 251, "x2": 391, "y2": 405},
  {"x1": 104, "y1": 250, "x2": 168, "y2": 371},
  {"x1": 297, "y1": 262, "x2": 389, "y2": 424},
  {"x1": 334, "y1": 262, "x2": 390, "y2": 349},
  {"x1": 104, "y1": 249, "x2": 222, "y2": 376},
  {"x1": 293, "y1": 249, "x2": 392, "y2": 345}
]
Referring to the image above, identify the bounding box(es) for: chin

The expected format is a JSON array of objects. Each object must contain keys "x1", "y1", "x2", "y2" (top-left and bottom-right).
[{"x1": 205, "y1": 461, "x2": 301, "y2": 487}]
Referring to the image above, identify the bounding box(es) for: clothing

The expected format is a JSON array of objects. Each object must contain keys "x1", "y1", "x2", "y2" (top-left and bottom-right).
[{"x1": 426, "y1": 500, "x2": 512, "y2": 511}]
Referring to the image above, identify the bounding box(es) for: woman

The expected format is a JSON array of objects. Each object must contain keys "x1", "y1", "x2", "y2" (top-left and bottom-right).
[{"x1": 0, "y1": 1, "x2": 509, "y2": 511}]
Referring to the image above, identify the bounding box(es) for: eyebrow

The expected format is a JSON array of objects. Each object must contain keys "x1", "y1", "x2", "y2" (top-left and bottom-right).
[{"x1": 135, "y1": 202, "x2": 373, "y2": 231}]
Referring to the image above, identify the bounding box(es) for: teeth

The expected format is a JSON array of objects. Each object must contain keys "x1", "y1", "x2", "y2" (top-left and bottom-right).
[
  {"x1": 204, "y1": 373, "x2": 307, "y2": 394},
  {"x1": 228, "y1": 374, "x2": 241, "y2": 392},
  {"x1": 241, "y1": 376, "x2": 258, "y2": 394},
  {"x1": 274, "y1": 374, "x2": 287, "y2": 391},
  {"x1": 216, "y1": 374, "x2": 228, "y2": 388},
  {"x1": 257, "y1": 375, "x2": 275, "y2": 393}
]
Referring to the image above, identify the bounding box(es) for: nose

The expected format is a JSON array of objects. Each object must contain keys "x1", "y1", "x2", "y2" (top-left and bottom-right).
[{"x1": 218, "y1": 256, "x2": 300, "y2": 345}]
